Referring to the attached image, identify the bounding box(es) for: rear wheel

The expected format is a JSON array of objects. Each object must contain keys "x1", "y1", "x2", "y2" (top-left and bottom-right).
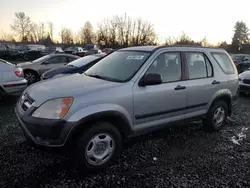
[
  {"x1": 203, "y1": 101, "x2": 228, "y2": 132},
  {"x1": 24, "y1": 70, "x2": 39, "y2": 85},
  {"x1": 23, "y1": 54, "x2": 29, "y2": 61},
  {"x1": 74, "y1": 122, "x2": 122, "y2": 171}
]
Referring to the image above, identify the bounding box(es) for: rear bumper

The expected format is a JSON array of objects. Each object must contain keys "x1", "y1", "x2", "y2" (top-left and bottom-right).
[{"x1": 1, "y1": 79, "x2": 27, "y2": 94}]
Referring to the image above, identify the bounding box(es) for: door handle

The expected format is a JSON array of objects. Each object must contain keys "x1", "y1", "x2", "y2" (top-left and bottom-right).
[
  {"x1": 212, "y1": 80, "x2": 220, "y2": 85},
  {"x1": 174, "y1": 85, "x2": 186, "y2": 90}
]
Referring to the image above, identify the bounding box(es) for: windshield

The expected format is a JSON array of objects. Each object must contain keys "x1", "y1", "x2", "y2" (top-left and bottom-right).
[
  {"x1": 32, "y1": 55, "x2": 50, "y2": 63},
  {"x1": 231, "y1": 55, "x2": 244, "y2": 61},
  {"x1": 85, "y1": 51, "x2": 150, "y2": 82},
  {"x1": 68, "y1": 55, "x2": 100, "y2": 67}
]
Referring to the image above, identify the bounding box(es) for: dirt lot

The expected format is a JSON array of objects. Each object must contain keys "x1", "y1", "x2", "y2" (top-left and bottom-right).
[{"x1": 0, "y1": 95, "x2": 250, "y2": 188}]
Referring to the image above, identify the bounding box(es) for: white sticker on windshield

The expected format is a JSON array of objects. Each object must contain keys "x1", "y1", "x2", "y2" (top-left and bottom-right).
[{"x1": 126, "y1": 55, "x2": 144, "y2": 60}]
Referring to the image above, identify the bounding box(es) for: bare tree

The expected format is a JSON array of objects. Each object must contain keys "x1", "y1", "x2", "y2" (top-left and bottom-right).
[
  {"x1": 37, "y1": 22, "x2": 46, "y2": 40},
  {"x1": 0, "y1": 32, "x2": 14, "y2": 41},
  {"x1": 60, "y1": 27, "x2": 74, "y2": 44},
  {"x1": 79, "y1": 21, "x2": 95, "y2": 44},
  {"x1": 165, "y1": 36, "x2": 176, "y2": 45},
  {"x1": 175, "y1": 32, "x2": 201, "y2": 45},
  {"x1": 10, "y1": 12, "x2": 32, "y2": 40},
  {"x1": 96, "y1": 19, "x2": 110, "y2": 46},
  {"x1": 97, "y1": 14, "x2": 156, "y2": 47},
  {"x1": 47, "y1": 22, "x2": 54, "y2": 41}
]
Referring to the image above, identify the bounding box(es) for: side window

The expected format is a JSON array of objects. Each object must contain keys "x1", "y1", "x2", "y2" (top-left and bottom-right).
[
  {"x1": 47, "y1": 56, "x2": 68, "y2": 64},
  {"x1": 185, "y1": 52, "x2": 213, "y2": 79},
  {"x1": 146, "y1": 52, "x2": 182, "y2": 83},
  {"x1": 211, "y1": 52, "x2": 235, "y2": 74},
  {"x1": 68, "y1": 57, "x2": 77, "y2": 62}
]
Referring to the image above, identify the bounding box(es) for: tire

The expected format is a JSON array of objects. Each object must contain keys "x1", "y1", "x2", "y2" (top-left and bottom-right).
[
  {"x1": 203, "y1": 100, "x2": 228, "y2": 132},
  {"x1": 24, "y1": 70, "x2": 39, "y2": 85},
  {"x1": 23, "y1": 54, "x2": 29, "y2": 61},
  {"x1": 0, "y1": 87, "x2": 5, "y2": 101},
  {"x1": 75, "y1": 121, "x2": 122, "y2": 171}
]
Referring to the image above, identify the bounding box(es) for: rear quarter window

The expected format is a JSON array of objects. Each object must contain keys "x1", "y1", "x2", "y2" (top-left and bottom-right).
[{"x1": 211, "y1": 52, "x2": 235, "y2": 74}]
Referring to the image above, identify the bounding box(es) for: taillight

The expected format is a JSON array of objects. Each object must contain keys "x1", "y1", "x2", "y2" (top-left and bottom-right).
[{"x1": 14, "y1": 70, "x2": 24, "y2": 77}]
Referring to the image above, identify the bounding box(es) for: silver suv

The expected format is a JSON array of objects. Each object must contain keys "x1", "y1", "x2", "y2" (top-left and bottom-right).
[{"x1": 15, "y1": 46, "x2": 239, "y2": 171}]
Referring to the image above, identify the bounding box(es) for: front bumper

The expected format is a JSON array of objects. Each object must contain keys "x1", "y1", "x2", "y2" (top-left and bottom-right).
[{"x1": 14, "y1": 103, "x2": 76, "y2": 147}]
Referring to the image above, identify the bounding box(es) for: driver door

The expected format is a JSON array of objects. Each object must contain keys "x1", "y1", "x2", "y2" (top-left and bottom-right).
[
  {"x1": 133, "y1": 51, "x2": 188, "y2": 132},
  {"x1": 39, "y1": 56, "x2": 69, "y2": 74}
]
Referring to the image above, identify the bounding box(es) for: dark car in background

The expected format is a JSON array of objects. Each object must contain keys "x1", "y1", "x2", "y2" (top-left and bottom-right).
[
  {"x1": 41, "y1": 54, "x2": 106, "y2": 80},
  {"x1": 13, "y1": 44, "x2": 45, "y2": 61},
  {"x1": 40, "y1": 46, "x2": 64, "y2": 56},
  {"x1": 84, "y1": 48, "x2": 102, "y2": 56},
  {"x1": 0, "y1": 44, "x2": 9, "y2": 59},
  {"x1": 102, "y1": 48, "x2": 114, "y2": 54},
  {"x1": 231, "y1": 54, "x2": 250, "y2": 73},
  {"x1": 18, "y1": 53, "x2": 79, "y2": 84},
  {"x1": 64, "y1": 46, "x2": 87, "y2": 57}
]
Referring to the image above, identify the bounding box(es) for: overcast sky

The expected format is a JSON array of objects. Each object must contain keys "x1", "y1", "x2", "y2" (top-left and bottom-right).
[{"x1": 1, "y1": 0, "x2": 250, "y2": 44}]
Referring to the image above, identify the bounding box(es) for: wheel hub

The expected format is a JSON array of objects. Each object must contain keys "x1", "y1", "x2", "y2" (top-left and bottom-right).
[
  {"x1": 85, "y1": 133, "x2": 115, "y2": 166},
  {"x1": 213, "y1": 107, "x2": 225, "y2": 126}
]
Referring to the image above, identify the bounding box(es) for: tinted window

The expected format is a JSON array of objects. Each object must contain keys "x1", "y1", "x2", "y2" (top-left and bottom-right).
[
  {"x1": 211, "y1": 52, "x2": 235, "y2": 74},
  {"x1": 67, "y1": 56, "x2": 78, "y2": 62},
  {"x1": 68, "y1": 55, "x2": 99, "y2": 67},
  {"x1": 231, "y1": 55, "x2": 244, "y2": 62},
  {"x1": 0, "y1": 45, "x2": 6, "y2": 51},
  {"x1": 146, "y1": 52, "x2": 182, "y2": 83},
  {"x1": 32, "y1": 55, "x2": 50, "y2": 63},
  {"x1": 85, "y1": 51, "x2": 150, "y2": 82},
  {"x1": 47, "y1": 56, "x2": 68, "y2": 64},
  {"x1": 185, "y1": 52, "x2": 213, "y2": 79}
]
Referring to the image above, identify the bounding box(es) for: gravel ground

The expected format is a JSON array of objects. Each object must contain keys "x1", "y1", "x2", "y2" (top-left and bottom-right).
[{"x1": 0, "y1": 95, "x2": 250, "y2": 188}]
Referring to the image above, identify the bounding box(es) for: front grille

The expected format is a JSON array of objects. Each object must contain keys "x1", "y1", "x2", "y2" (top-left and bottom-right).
[
  {"x1": 243, "y1": 79, "x2": 250, "y2": 84},
  {"x1": 20, "y1": 93, "x2": 35, "y2": 111}
]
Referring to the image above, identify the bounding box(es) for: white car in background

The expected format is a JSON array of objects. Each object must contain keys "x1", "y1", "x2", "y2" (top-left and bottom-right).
[{"x1": 0, "y1": 59, "x2": 27, "y2": 100}]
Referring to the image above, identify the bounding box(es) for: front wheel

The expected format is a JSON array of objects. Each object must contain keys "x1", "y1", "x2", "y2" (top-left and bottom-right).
[
  {"x1": 75, "y1": 122, "x2": 122, "y2": 171},
  {"x1": 203, "y1": 101, "x2": 228, "y2": 132}
]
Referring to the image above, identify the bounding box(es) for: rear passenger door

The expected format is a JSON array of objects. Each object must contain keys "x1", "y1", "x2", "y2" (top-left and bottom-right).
[
  {"x1": 133, "y1": 51, "x2": 188, "y2": 130},
  {"x1": 183, "y1": 51, "x2": 217, "y2": 118}
]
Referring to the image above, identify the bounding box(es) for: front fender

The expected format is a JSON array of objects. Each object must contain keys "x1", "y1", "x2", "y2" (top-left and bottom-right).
[{"x1": 66, "y1": 103, "x2": 133, "y2": 129}]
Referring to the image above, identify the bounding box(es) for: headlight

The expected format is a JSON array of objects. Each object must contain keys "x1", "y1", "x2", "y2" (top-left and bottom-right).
[{"x1": 32, "y1": 97, "x2": 73, "y2": 119}]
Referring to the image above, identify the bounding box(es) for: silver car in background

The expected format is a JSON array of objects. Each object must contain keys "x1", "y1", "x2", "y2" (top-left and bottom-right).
[{"x1": 0, "y1": 59, "x2": 27, "y2": 100}]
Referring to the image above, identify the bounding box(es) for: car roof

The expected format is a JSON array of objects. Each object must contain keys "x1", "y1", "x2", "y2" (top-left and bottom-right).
[
  {"x1": 118, "y1": 46, "x2": 159, "y2": 52},
  {"x1": 118, "y1": 45, "x2": 225, "y2": 52}
]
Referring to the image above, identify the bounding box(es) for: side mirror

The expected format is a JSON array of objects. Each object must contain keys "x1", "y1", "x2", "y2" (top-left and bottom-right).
[
  {"x1": 42, "y1": 61, "x2": 49, "y2": 65},
  {"x1": 138, "y1": 73, "x2": 162, "y2": 86}
]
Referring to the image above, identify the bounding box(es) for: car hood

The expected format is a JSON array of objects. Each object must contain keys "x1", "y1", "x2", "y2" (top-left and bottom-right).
[
  {"x1": 26, "y1": 73, "x2": 121, "y2": 105},
  {"x1": 239, "y1": 71, "x2": 250, "y2": 79},
  {"x1": 42, "y1": 66, "x2": 75, "y2": 79}
]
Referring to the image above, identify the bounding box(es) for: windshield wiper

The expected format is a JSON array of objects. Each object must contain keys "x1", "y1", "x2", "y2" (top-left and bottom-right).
[{"x1": 85, "y1": 73, "x2": 122, "y2": 82}]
